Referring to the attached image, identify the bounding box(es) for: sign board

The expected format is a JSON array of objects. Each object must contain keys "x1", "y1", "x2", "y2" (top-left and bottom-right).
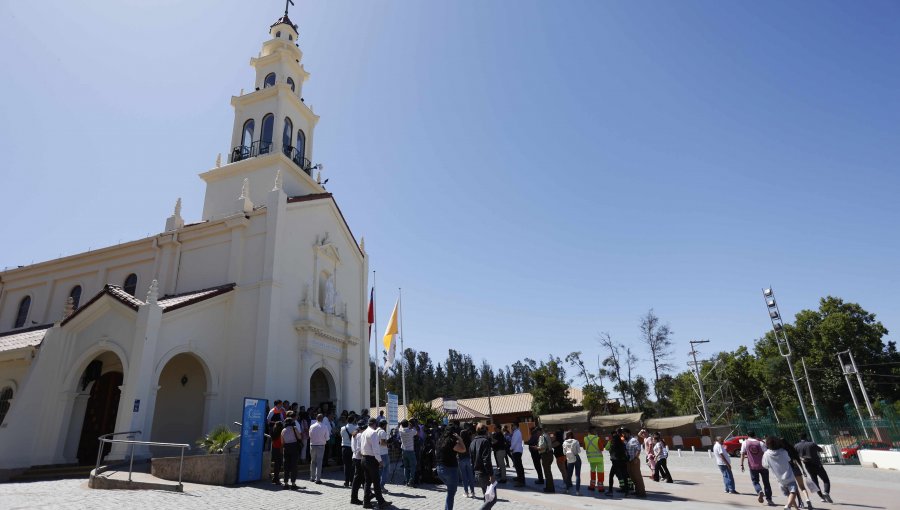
[
  {"x1": 443, "y1": 397, "x2": 458, "y2": 415},
  {"x1": 386, "y1": 392, "x2": 399, "y2": 430},
  {"x1": 237, "y1": 397, "x2": 268, "y2": 483},
  {"x1": 133, "y1": 399, "x2": 140, "y2": 412}
]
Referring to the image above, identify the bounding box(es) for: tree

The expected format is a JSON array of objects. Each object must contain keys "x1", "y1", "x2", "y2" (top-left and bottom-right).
[
  {"x1": 754, "y1": 296, "x2": 895, "y2": 419},
  {"x1": 566, "y1": 351, "x2": 609, "y2": 415},
  {"x1": 600, "y1": 332, "x2": 629, "y2": 408},
  {"x1": 632, "y1": 376, "x2": 652, "y2": 413},
  {"x1": 640, "y1": 308, "x2": 674, "y2": 401},
  {"x1": 623, "y1": 346, "x2": 639, "y2": 409},
  {"x1": 407, "y1": 399, "x2": 444, "y2": 424},
  {"x1": 530, "y1": 356, "x2": 575, "y2": 416}
]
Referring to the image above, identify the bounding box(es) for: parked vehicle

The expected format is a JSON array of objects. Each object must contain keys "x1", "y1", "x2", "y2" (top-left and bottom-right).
[
  {"x1": 840, "y1": 440, "x2": 892, "y2": 459},
  {"x1": 723, "y1": 435, "x2": 748, "y2": 457}
]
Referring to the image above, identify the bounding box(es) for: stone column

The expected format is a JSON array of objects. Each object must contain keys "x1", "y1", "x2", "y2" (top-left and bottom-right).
[{"x1": 297, "y1": 348, "x2": 310, "y2": 406}]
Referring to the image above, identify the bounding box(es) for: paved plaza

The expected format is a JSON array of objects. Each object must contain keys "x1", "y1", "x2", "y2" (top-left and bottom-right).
[{"x1": 2, "y1": 452, "x2": 898, "y2": 510}]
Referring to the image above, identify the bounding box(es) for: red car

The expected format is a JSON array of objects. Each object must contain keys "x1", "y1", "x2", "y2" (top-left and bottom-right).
[
  {"x1": 723, "y1": 435, "x2": 748, "y2": 457},
  {"x1": 841, "y1": 440, "x2": 891, "y2": 459}
]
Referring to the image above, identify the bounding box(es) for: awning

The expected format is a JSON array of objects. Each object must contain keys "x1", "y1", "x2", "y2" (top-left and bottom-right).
[
  {"x1": 539, "y1": 410, "x2": 589, "y2": 426},
  {"x1": 644, "y1": 414, "x2": 700, "y2": 430},
  {"x1": 590, "y1": 412, "x2": 644, "y2": 429}
]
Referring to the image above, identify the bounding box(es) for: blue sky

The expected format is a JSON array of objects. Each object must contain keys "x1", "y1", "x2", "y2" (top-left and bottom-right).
[{"x1": 2, "y1": 1, "x2": 898, "y2": 383}]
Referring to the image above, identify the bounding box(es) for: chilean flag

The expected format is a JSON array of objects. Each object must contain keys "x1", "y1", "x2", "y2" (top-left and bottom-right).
[{"x1": 367, "y1": 287, "x2": 375, "y2": 341}]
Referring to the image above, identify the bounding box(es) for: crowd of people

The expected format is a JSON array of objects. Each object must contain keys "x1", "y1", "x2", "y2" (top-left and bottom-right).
[
  {"x1": 715, "y1": 432, "x2": 833, "y2": 510},
  {"x1": 264, "y1": 400, "x2": 835, "y2": 510}
]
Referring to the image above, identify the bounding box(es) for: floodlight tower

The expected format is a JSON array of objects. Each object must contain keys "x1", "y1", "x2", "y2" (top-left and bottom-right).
[{"x1": 762, "y1": 287, "x2": 813, "y2": 438}]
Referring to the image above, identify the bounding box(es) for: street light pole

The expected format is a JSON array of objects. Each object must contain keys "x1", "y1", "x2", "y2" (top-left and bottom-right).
[
  {"x1": 801, "y1": 358, "x2": 821, "y2": 420},
  {"x1": 762, "y1": 288, "x2": 813, "y2": 439}
]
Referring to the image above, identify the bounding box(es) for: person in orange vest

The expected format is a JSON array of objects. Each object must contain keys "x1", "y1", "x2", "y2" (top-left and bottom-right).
[{"x1": 584, "y1": 426, "x2": 605, "y2": 492}]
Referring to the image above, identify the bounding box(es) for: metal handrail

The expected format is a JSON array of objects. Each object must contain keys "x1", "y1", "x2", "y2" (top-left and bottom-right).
[
  {"x1": 94, "y1": 430, "x2": 141, "y2": 478},
  {"x1": 94, "y1": 434, "x2": 190, "y2": 489},
  {"x1": 228, "y1": 142, "x2": 311, "y2": 176}
]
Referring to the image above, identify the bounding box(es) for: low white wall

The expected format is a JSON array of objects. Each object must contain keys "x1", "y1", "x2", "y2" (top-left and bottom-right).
[{"x1": 858, "y1": 449, "x2": 900, "y2": 470}]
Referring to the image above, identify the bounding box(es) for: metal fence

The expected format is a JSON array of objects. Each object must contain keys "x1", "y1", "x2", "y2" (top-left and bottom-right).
[{"x1": 733, "y1": 414, "x2": 900, "y2": 464}]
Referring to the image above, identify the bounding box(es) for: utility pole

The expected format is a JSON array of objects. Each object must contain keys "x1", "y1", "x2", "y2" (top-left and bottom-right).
[
  {"x1": 688, "y1": 340, "x2": 711, "y2": 426},
  {"x1": 838, "y1": 351, "x2": 869, "y2": 438},
  {"x1": 848, "y1": 350, "x2": 876, "y2": 419},
  {"x1": 762, "y1": 288, "x2": 813, "y2": 439},
  {"x1": 763, "y1": 388, "x2": 780, "y2": 424},
  {"x1": 801, "y1": 358, "x2": 821, "y2": 420}
]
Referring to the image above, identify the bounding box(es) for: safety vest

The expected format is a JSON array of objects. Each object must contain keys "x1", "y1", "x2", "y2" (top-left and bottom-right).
[{"x1": 585, "y1": 434, "x2": 602, "y2": 460}]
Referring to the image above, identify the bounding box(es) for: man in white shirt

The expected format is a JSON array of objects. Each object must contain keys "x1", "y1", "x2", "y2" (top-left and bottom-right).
[
  {"x1": 350, "y1": 419, "x2": 366, "y2": 505},
  {"x1": 714, "y1": 436, "x2": 737, "y2": 494},
  {"x1": 376, "y1": 420, "x2": 390, "y2": 491},
  {"x1": 361, "y1": 418, "x2": 390, "y2": 508},
  {"x1": 341, "y1": 416, "x2": 359, "y2": 487},
  {"x1": 509, "y1": 421, "x2": 525, "y2": 486},
  {"x1": 308, "y1": 414, "x2": 329, "y2": 484}
]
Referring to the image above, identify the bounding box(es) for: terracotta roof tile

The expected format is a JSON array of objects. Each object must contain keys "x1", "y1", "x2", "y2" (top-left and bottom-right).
[
  {"x1": 159, "y1": 283, "x2": 236, "y2": 313},
  {"x1": 0, "y1": 324, "x2": 51, "y2": 353},
  {"x1": 270, "y1": 14, "x2": 296, "y2": 30},
  {"x1": 61, "y1": 283, "x2": 236, "y2": 325}
]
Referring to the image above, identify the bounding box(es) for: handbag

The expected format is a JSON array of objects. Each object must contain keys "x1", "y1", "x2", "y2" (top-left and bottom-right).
[{"x1": 482, "y1": 480, "x2": 499, "y2": 509}]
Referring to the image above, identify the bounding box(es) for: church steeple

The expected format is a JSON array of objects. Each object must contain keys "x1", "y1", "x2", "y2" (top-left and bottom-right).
[{"x1": 199, "y1": 5, "x2": 323, "y2": 221}]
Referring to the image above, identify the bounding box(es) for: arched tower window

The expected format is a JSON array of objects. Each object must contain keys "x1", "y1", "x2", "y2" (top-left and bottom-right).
[
  {"x1": 275, "y1": 31, "x2": 281, "y2": 38},
  {"x1": 260, "y1": 114, "x2": 274, "y2": 154},
  {"x1": 13, "y1": 296, "x2": 30, "y2": 328},
  {"x1": 69, "y1": 285, "x2": 83, "y2": 310},
  {"x1": 287, "y1": 77, "x2": 295, "y2": 92},
  {"x1": 241, "y1": 119, "x2": 254, "y2": 147},
  {"x1": 0, "y1": 386, "x2": 13, "y2": 426},
  {"x1": 296, "y1": 129, "x2": 306, "y2": 163},
  {"x1": 264, "y1": 73, "x2": 276, "y2": 88},
  {"x1": 123, "y1": 274, "x2": 138, "y2": 297},
  {"x1": 282, "y1": 117, "x2": 293, "y2": 156}
]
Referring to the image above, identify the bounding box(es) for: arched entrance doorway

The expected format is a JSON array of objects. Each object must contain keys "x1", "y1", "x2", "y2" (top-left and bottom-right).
[
  {"x1": 75, "y1": 352, "x2": 124, "y2": 465},
  {"x1": 309, "y1": 368, "x2": 334, "y2": 412},
  {"x1": 151, "y1": 353, "x2": 207, "y2": 447}
]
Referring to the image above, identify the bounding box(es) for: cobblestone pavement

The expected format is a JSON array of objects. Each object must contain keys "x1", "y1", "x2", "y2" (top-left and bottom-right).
[{"x1": 2, "y1": 451, "x2": 898, "y2": 510}]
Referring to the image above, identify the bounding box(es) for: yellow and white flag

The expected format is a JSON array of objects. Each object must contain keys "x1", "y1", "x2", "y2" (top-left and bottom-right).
[{"x1": 383, "y1": 299, "x2": 399, "y2": 369}]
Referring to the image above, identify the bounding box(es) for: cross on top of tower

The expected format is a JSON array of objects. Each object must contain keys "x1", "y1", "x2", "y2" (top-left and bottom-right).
[
  {"x1": 271, "y1": 0, "x2": 298, "y2": 31},
  {"x1": 284, "y1": 0, "x2": 294, "y2": 17}
]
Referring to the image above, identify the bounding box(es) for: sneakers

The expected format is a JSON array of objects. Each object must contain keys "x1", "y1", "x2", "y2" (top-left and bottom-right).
[
  {"x1": 759, "y1": 490, "x2": 766, "y2": 504},
  {"x1": 766, "y1": 498, "x2": 776, "y2": 506},
  {"x1": 806, "y1": 501, "x2": 814, "y2": 510},
  {"x1": 823, "y1": 494, "x2": 833, "y2": 503}
]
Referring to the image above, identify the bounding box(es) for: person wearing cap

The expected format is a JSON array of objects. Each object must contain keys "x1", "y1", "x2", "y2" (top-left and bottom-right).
[
  {"x1": 350, "y1": 419, "x2": 367, "y2": 505},
  {"x1": 361, "y1": 418, "x2": 391, "y2": 508}
]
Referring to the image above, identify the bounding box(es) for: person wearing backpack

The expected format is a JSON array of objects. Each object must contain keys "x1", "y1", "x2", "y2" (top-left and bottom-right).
[
  {"x1": 741, "y1": 431, "x2": 774, "y2": 506},
  {"x1": 562, "y1": 431, "x2": 583, "y2": 495}
]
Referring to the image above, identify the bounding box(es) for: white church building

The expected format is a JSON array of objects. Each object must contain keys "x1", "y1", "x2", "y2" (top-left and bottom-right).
[{"x1": 0, "y1": 11, "x2": 370, "y2": 470}]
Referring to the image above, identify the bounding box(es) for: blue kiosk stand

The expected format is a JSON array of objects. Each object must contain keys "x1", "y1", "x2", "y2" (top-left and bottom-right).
[{"x1": 237, "y1": 397, "x2": 268, "y2": 483}]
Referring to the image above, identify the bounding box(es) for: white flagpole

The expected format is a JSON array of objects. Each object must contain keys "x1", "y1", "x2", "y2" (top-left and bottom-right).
[
  {"x1": 399, "y1": 287, "x2": 407, "y2": 407},
  {"x1": 373, "y1": 270, "x2": 380, "y2": 414}
]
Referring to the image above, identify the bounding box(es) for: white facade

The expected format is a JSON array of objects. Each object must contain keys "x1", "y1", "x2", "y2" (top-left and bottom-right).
[{"x1": 0, "y1": 13, "x2": 369, "y2": 470}]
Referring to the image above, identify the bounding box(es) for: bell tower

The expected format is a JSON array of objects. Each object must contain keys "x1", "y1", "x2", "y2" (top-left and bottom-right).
[{"x1": 199, "y1": 5, "x2": 323, "y2": 221}]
